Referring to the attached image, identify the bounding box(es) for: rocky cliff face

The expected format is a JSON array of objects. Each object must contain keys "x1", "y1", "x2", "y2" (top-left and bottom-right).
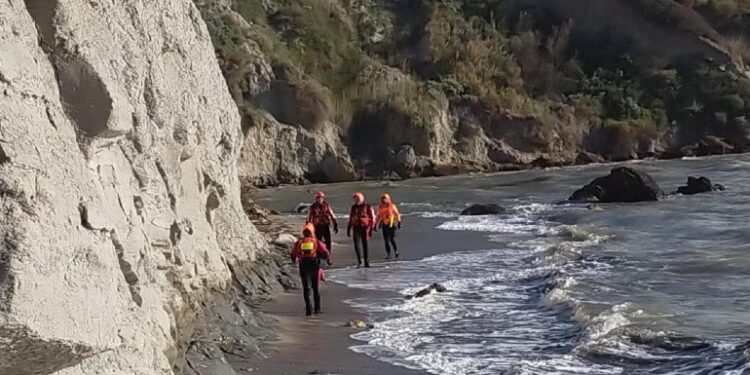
[
  {"x1": 195, "y1": 0, "x2": 359, "y2": 186},
  {"x1": 198, "y1": 0, "x2": 750, "y2": 186},
  {"x1": 0, "y1": 1, "x2": 266, "y2": 374},
  {"x1": 239, "y1": 113, "x2": 357, "y2": 185}
]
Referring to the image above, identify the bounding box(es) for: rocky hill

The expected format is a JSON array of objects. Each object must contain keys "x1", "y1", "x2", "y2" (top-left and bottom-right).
[{"x1": 197, "y1": 0, "x2": 750, "y2": 185}]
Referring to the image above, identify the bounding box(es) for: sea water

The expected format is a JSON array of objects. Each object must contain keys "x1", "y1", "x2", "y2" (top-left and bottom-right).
[{"x1": 255, "y1": 155, "x2": 750, "y2": 375}]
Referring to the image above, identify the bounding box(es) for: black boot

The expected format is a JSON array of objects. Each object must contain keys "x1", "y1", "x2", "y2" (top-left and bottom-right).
[
  {"x1": 314, "y1": 307, "x2": 321, "y2": 315},
  {"x1": 306, "y1": 307, "x2": 312, "y2": 316}
]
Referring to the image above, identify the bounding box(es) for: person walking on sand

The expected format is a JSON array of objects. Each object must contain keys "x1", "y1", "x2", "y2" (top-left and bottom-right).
[
  {"x1": 375, "y1": 193, "x2": 402, "y2": 260},
  {"x1": 306, "y1": 191, "x2": 338, "y2": 252},
  {"x1": 291, "y1": 223, "x2": 331, "y2": 316},
  {"x1": 347, "y1": 192, "x2": 375, "y2": 268}
]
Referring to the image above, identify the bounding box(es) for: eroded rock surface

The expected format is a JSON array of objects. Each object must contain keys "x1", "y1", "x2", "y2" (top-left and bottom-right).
[{"x1": 0, "y1": 1, "x2": 265, "y2": 374}]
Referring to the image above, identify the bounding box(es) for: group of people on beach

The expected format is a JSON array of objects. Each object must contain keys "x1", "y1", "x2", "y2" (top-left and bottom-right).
[{"x1": 290, "y1": 191, "x2": 402, "y2": 315}]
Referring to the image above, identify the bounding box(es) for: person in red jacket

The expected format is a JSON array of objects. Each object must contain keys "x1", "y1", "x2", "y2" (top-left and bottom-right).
[
  {"x1": 291, "y1": 223, "x2": 331, "y2": 316},
  {"x1": 306, "y1": 191, "x2": 338, "y2": 252},
  {"x1": 347, "y1": 192, "x2": 375, "y2": 268}
]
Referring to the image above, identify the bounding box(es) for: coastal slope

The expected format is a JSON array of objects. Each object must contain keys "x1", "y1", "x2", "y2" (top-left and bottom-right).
[{"x1": 197, "y1": 0, "x2": 750, "y2": 185}]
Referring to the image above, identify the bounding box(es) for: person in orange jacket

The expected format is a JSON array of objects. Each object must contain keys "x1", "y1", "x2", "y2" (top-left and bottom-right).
[
  {"x1": 375, "y1": 193, "x2": 402, "y2": 259},
  {"x1": 291, "y1": 223, "x2": 331, "y2": 316},
  {"x1": 347, "y1": 192, "x2": 375, "y2": 268},
  {"x1": 306, "y1": 191, "x2": 338, "y2": 252}
]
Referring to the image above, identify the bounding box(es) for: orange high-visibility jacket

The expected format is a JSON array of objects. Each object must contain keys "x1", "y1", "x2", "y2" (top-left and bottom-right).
[{"x1": 376, "y1": 203, "x2": 401, "y2": 228}]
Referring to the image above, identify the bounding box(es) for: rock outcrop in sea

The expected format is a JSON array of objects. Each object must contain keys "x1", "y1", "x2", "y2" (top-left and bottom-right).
[
  {"x1": 570, "y1": 167, "x2": 663, "y2": 202},
  {"x1": 676, "y1": 176, "x2": 726, "y2": 195},
  {"x1": 460, "y1": 204, "x2": 507, "y2": 216}
]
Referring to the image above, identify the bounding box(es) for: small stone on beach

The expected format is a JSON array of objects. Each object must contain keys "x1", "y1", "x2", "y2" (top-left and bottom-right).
[{"x1": 345, "y1": 319, "x2": 373, "y2": 329}]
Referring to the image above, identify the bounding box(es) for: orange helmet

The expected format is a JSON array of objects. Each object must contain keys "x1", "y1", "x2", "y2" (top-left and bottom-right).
[
  {"x1": 315, "y1": 191, "x2": 325, "y2": 199},
  {"x1": 381, "y1": 193, "x2": 392, "y2": 202},
  {"x1": 302, "y1": 223, "x2": 316, "y2": 237}
]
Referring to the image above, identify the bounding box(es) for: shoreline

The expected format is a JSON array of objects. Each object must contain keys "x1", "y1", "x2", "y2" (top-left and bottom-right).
[
  {"x1": 249, "y1": 152, "x2": 747, "y2": 189},
  {"x1": 246, "y1": 214, "x2": 495, "y2": 374},
  {"x1": 234, "y1": 153, "x2": 750, "y2": 374}
]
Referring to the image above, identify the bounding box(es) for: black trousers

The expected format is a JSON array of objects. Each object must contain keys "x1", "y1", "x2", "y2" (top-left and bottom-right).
[
  {"x1": 352, "y1": 226, "x2": 369, "y2": 265},
  {"x1": 299, "y1": 260, "x2": 320, "y2": 313},
  {"x1": 315, "y1": 224, "x2": 332, "y2": 252},
  {"x1": 382, "y1": 226, "x2": 398, "y2": 256}
]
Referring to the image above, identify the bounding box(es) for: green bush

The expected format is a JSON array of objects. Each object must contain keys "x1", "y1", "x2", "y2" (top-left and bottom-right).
[{"x1": 578, "y1": 66, "x2": 671, "y2": 130}]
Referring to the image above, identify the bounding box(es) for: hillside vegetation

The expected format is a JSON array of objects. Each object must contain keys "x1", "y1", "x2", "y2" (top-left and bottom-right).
[{"x1": 196, "y1": 0, "x2": 750, "y2": 185}]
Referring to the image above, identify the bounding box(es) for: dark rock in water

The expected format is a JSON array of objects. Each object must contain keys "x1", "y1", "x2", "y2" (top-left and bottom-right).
[
  {"x1": 677, "y1": 176, "x2": 724, "y2": 195},
  {"x1": 460, "y1": 203, "x2": 506, "y2": 215},
  {"x1": 681, "y1": 136, "x2": 734, "y2": 157},
  {"x1": 295, "y1": 203, "x2": 310, "y2": 213},
  {"x1": 409, "y1": 283, "x2": 447, "y2": 299},
  {"x1": 569, "y1": 167, "x2": 662, "y2": 202},
  {"x1": 628, "y1": 332, "x2": 711, "y2": 352}
]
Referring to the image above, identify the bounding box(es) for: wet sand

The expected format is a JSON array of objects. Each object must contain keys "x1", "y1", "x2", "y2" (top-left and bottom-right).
[{"x1": 250, "y1": 214, "x2": 493, "y2": 375}]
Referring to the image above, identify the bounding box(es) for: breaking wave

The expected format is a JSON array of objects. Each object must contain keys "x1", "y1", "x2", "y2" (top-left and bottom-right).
[{"x1": 329, "y1": 198, "x2": 750, "y2": 374}]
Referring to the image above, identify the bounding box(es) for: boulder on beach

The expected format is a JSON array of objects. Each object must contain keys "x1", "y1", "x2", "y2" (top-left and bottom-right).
[
  {"x1": 569, "y1": 167, "x2": 663, "y2": 202},
  {"x1": 273, "y1": 233, "x2": 298, "y2": 247},
  {"x1": 460, "y1": 203, "x2": 506, "y2": 216},
  {"x1": 677, "y1": 176, "x2": 725, "y2": 195},
  {"x1": 296, "y1": 203, "x2": 311, "y2": 213},
  {"x1": 408, "y1": 283, "x2": 448, "y2": 299}
]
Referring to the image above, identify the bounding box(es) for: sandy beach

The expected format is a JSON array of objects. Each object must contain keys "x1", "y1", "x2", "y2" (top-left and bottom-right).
[{"x1": 249, "y1": 214, "x2": 494, "y2": 374}]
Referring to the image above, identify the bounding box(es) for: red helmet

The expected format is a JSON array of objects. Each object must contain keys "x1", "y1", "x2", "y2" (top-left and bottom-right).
[{"x1": 315, "y1": 191, "x2": 325, "y2": 198}]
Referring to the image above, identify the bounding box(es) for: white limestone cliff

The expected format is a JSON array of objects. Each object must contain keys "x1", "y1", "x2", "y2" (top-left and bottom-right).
[{"x1": 0, "y1": 1, "x2": 265, "y2": 374}]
